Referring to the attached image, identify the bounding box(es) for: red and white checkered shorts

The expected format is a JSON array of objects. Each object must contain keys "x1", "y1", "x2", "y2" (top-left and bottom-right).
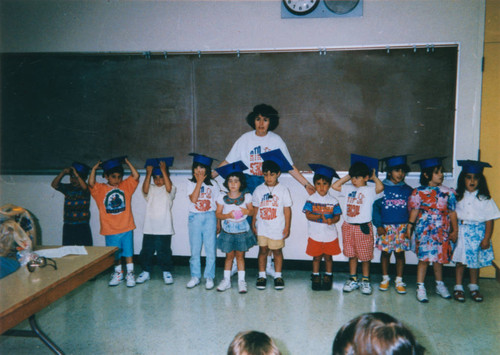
[{"x1": 341, "y1": 222, "x2": 374, "y2": 261}]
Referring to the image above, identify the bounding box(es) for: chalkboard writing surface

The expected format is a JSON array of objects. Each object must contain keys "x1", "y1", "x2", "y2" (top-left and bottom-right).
[{"x1": 1, "y1": 47, "x2": 457, "y2": 173}]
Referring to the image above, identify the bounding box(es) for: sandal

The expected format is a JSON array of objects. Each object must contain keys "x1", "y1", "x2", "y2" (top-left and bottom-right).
[
  {"x1": 470, "y1": 290, "x2": 483, "y2": 302},
  {"x1": 453, "y1": 290, "x2": 465, "y2": 302}
]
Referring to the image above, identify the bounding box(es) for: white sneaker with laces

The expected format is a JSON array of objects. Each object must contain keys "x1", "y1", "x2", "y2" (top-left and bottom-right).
[
  {"x1": 206, "y1": 278, "x2": 215, "y2": 290},
  {"x1": 217, "y1": 278, "x2": 231, "y2": 292},
  {"x1": 163, "y1": 272, "x2": 174, "y2": 285},
  {"x1": 109, "y1": 271, "x2": 124, "y2": 286},
  {"x1": 238, "y1": 280, "x2": 248, "y2": 294},
  {"x1": 436, "y1": 283, "x2": 451, "y2": 299},
  {"x1": 186, "y1": 277, "x2": 200, "y2": 289},
  {"x1": 126, "y1": 272, "x2": 136, "y2": 288},
  {"x1": 343, "y1": 279, "x2": 359, "y2": 292},
  {"x1": 136, "y1": 271, "x2": 150, "y2": 284},
  {"x1": 360, "y1": 280, "x2": 372, "y2": 295},
  {"x1": 416, "y1": 286, "x2": 429, "y2": 302}
]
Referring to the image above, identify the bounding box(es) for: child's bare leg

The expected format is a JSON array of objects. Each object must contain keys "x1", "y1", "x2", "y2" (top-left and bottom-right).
[
  {"x1": 416, "y1": 261, "x2": 428, "y2": 283},
  {"x1": 361, "y1": 261, "x2": 370, "y2": 278},
  {"x1": 433, "y1": 262, "x2": 443, "y2": 282},
  {"x1": 273, "y1": 249, "x2": 283, "y2": 273},
  {"x1": 312, "y1": 256, "x2": 321, "y2": 274},
  {"x1": 235, "y1": 251, "x2": 245, "y2": 271},
  {"x1": 380, "y1": 251, "x2": 390, "y2": 276},
  {"x1": 324, "y1": 255, "x2": 333, "y2": 274},
  {"x1": 224, "y1": 251, "x2": 235, "y2": 270},
  {"x1": 455, "y1": 262, "x2": 465, "y2": 285},
  {"x1": 395, "y1": 251, "x2": 405, "y2": 278},
  {"x1": 469, "y1": 267, "x2": 479, "y2": 285},
  {"x1": 348, "y1": 257, "x2": 358, "y2": 276},
  {"x1": 258, "y1": 246, "x2": 268, "y2": 272}
]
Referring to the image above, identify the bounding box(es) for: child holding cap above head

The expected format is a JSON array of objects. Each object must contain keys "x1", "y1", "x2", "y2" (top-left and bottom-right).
[
  {"x1": 407, "y1": 157, "x2": 458, "y2": 302},
  {"x1": 136, "y1": 157, "x2": 176, "y2": 285},
  {"x1": 452, "y1": 160, "x2": 500, "y2": 302},
  {"x1": 252, "y1": 149, "x2": 293, "y2": 290},
  {"x1": 303, "y1": 164, "x2": 342, "y2": 291},
  {"x1": 88, "y1": 156, "x2": 140, "y2": 287},
  {"x1": 186, "y1": 153, "x2": 220, "y2": 290},
  {"x1": 372, "y1": 155, "x2": 413, "y2": 294},
  {"x1": 51, "y1": 162, "x2": 93, "y2": 246},
  {"x1": 214, "y1": 161, "x2": 256, "y2": 293},
  {"x1": 332, "y1": 154, "x2": 384, "y2": 296}
]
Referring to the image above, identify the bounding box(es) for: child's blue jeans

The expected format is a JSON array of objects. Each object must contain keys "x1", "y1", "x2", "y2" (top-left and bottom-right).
[{"x1": 188, "y1": 211, "x2": 217, "y2": 279}]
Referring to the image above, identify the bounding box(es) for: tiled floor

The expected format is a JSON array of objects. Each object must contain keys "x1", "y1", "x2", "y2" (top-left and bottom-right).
[{"x1": 1, "y1": 266, "x2": 499, "y2": 354}]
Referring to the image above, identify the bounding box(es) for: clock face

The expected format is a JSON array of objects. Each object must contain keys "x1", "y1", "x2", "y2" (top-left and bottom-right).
[
  {"x1": 282, "y1": 0, "x2": 320, "y2": 15},
  {"x1": 324, "y1": 0, "x2": 360, "y2": 15}
]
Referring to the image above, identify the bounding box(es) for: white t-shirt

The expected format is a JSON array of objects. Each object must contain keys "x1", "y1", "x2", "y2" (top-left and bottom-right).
[
  {"x1": 456, "y1": 190, "x2": 500, "y2": 223},
  {"x1": 340, "y1": 184, "x2": 378, "y2": 224},
  {"x1": 143, "y1": 184, "x2": 176, "y2": 235},
  {"x1": 186, "y1": 180, "x2": 220, "y2": 213},
  {"x1": 216, "y1": 193, "x2": 252, "y2": 222},
  {"x1": 303, "y1": 192, "x2": 342, "y2": 243},
  {"x1": 252, "y1": 183, "x2": 292, "y2": 240},
  {"x1": 225, "y1": 131, "x2": 294, "y2": 176}
]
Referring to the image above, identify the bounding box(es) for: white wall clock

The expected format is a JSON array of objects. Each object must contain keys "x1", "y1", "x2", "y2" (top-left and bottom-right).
[{"x1": 282, "y1": 0, "x2": 320, "y2": 16}]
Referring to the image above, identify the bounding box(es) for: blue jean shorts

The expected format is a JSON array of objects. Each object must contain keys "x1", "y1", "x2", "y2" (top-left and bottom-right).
[{"x1": 105, "y1": 230, "x2": 134, "y2": 259}]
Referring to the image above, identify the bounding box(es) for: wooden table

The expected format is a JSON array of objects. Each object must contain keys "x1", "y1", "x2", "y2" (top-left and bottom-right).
[{"x1": 0, "y1": 246, "x2": 117, "y2": 354}]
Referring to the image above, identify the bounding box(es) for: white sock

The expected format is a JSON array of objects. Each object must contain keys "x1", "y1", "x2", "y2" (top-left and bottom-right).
[
  {"x1": 126, "y1": 263, "x2": 134, "y2": 273},
  {"x1": 382, "y1": 275, "x2": 390, "y2": 281},
  {"x1": 325, "y1": 272, "x2": 332, "y2": 276},
  {"x1": 436, "y1": 280, "x2": 444, "y2": 286},
  {"x1": 114, "y1": 265, "x2": 122, "y2": 273},
  {"x1": 238, "y1": 270, "x2": 245, "y2": 281},
  {"x1": 468, "y1": 283, "x2": 479, "y2": 292},
  {"x1": 224, "y1": 270, "x2": 231, "y2": 280},
  {"x1": 275, "y1": 272, "x2": 282, "y2": 278},
  {"x1": 313, "y1": 272, "x2": 320, "y2": 275},
  {"x1": 454, "y1": 284, "x2": 464, "y2": 291},
  {"x1": 417, "y1": 282, "x2": 425, "y2": 289},
  {"x1": 259, "y1": 272, "x2": 266, "y2": 278},
  {"x1": 395, "y1": 276, "x2": 403, "y2": 283}
]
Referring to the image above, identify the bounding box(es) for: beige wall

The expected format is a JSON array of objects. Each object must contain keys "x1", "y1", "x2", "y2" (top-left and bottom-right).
[{"x1": 480, "y1": 0, "x2": 500, "y2": 278}]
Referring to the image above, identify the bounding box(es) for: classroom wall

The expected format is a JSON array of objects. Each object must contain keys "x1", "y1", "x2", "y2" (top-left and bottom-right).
[{"x1": 0, "y1": 0, "x2": 487, "y2": 263}]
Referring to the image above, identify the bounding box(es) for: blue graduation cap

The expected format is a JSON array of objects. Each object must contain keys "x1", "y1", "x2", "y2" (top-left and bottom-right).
[
  {"x1": 260, "y1": 149, "x2": 293, "y2": 172},
  {"x1": 381, "y1": 155, "x2": 410, "y2": 171},
  {"x1": 351, "y1": 154, "x2": 379, "y2": 174},
  {"x1": 71, "y1": 162, "x2": 90, "y2": 177},
  {"x1": 189, "y1": 153, "x2": 216, "y2": 168},
  {"x1": 412, "y1": 157, "x2": 446, "y2": 170},
  {"x1": 145, "y1": 157, "x2": 174, "y2": 176},
  {"x1": 308, "y1": 163, "x2": 339, "y2": 180},
  {"x1": 457, "y1": 160, "x2": 492, "y2": 174},
  {"x1": 215, "y1": 161, "x2": 248, "y2": 179},
  {"x1": 101, "y1": 156, "x2": 127, "y2": 173}
]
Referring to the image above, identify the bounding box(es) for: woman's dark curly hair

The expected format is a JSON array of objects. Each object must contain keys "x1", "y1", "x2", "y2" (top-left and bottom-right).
[{"x1": 246, "y1": 104, "x2": 280, "y2": 131}]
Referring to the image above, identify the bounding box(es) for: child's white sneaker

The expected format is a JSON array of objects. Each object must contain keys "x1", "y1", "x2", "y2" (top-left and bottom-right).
[
  {"x1": 108, "y1": 271, "x2": 124, "y2": 286},
  {"x1": 136, "y1": 271, "x2": 150, "y2": 284},
  {"x1": 126, "y1": 272, "x2": 136, "y2": 288},
  {"x1": 436, "y1": 283, "x2": 451, "y2": 299},
  {"x1": 238, "y1": 280, "x2": 248, "y2": 294},
  {"x1": 416, "y1": 286, "x2": 429, "y2": 303},
  {"x1": 163, "y1": 272, "x2": 174, "y2": 285},
  {"x1": 205, "y1": 278, "x2": 215, "y2": 290},
  {"x1": 186, "y1": 277, "x2": 200, "y2": 289},
  {"x1": 217, "y1": 278, "x2": 231, "y2": 292},
  {"x1": 360, "y1": 280, "x2": 372, "y2": 295},
  {"x1": 343, "y1": 279, "x2": 359, "y2": 292}
]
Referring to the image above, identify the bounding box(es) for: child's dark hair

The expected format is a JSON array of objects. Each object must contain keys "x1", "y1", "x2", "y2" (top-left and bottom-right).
[
  {"x1": 313, "y1": 173, "x2": 333, "y2": 185},
  {"x1": 419, "y1": 165, "x2": 441, "y2": 186},
  {"x1": 190, "y1": 162, "x2": 213, "y2": 185},
  {"x1": 456, "y1": 171, "x2": 491, "y2": 201},
  {"x1": 153, "y1": 167, "x2": 170, "y2": 179},
  {"x1": 223, "y1": 172, "x2": 247, "y2": 192},
  {"x1": 386, "y1": 165, "x2": 410, "y2": 180},
  {"x1": 262, "y1": 160, "x2": 281, "y2": 175},
  {"x1": 349, "y1": 162, "x2": 371, "y2": 178},
  {"x1": 227, "y1": 330, "x2": 281, "y2": 355},
  {"x1": 246, "y1": 104, "x2": 280, "y2": 131},
  {"x1": 103, "y1": 165, "x2": 124, "y2": 178},
  {"x1": 332, "y1": 312, "x2": 425, "y2": 355}
]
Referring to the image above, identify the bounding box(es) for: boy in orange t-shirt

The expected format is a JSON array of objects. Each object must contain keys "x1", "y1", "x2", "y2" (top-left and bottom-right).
[{"x1": 89, "y1": 156, "x2": 139, "y2": 287}]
